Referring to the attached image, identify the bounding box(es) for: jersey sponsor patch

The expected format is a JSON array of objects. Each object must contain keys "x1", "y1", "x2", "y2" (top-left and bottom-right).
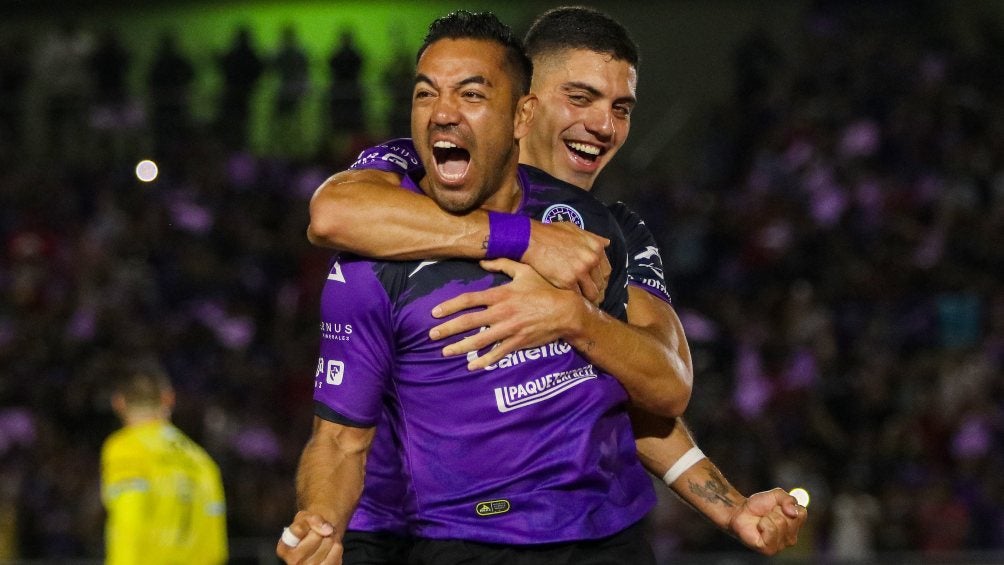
[
  {"x1": 320, "y1": 322, "x2": 353, "y2": 342},
  {"x1": 541, "y1": 204, "x2": 584, "y2": 229},
  {"x1": 475, "y1": 499, "x2": 510, "y2": 517},
  {"x1": 316, "y1": 357, "x2": 346, "y2": 385},
  {"x1": 493, "y1": 364, "x2": 598, "y2": 413},
  {"x1": 636, "y1": 278, "x2": 669, "y2": 296},
  {"x1": 468, "y1": 339, "x2": 573, "y2": 371}
]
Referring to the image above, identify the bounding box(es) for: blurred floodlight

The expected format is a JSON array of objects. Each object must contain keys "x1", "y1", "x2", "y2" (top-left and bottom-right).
[
  {"x1": 135, "y1": 159, "x2": 159, "y2": 182},
  {"x1": 789, "y1": 487, "x2": 810, "y2": 507}
]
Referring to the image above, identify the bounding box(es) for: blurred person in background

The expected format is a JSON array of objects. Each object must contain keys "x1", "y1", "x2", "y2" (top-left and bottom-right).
[
  {"x1": 270, "y1": 24, "x2": 311, "y2": 156},
  {"x1": 101, "y1": 363, "x2": 228, "y2": 565},
  {"x1": 216, "y1": 25, "x2": 264, "y2": 150}
]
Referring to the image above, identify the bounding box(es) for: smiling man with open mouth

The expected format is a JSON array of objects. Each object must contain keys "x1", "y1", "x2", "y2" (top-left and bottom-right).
[{"x1": 520, "y1": 46, "x2": 635, "y2": 191}]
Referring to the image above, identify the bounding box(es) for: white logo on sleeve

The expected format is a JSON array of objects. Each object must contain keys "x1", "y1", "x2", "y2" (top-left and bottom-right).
[
  {"x1": 633, "y1": 245, "x2": 661, "y2": 261},
  {"x1": 326, "y1": 360, "x2": 345, "y2": 385},
  {"x1": 382, "y1": 153, "x2": 408, "y2": 170},
  {"x1": 328, "y1": 261, "x2": 346, "y2": 282}
]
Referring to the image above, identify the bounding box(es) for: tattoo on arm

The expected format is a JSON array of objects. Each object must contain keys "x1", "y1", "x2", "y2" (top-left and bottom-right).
[
  {"x1": 582, "y1": 339, "x2": 595, "y2": 352},
  {"x1": 482, "y1": 235, "x2": 489, "y2": 250},
  {"x1": 688, "y1": 466, "x2": 737, "y2": 508}
]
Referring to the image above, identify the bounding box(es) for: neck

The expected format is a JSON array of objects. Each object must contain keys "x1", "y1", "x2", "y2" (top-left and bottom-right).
[
  {"x1": 481, "y1": 170, "x2": 523, "y2": 213},
  {"x1": 123, "y1": 408, "x2": 168, "y2": 427}
]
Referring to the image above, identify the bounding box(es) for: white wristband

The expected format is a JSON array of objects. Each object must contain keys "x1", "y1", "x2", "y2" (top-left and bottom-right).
[{"x1": 662, "y1": 447, "x2": 706, "y2": 486}]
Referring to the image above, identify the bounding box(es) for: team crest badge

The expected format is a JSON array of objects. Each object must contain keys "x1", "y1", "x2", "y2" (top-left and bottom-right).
[{"x1": 541, "y1": 204, "x2": 584, "y2": 228}]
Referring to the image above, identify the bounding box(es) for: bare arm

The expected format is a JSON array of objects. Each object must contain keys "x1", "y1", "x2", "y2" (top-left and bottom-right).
[
  {"x1": 277, "y1": 416, "x2": 375, "y2": 565},
  {"x1": 430, "y1": 263, "x2": 692, "y2": 417},
  {"x1": 308, "y1": 169, "x2": 488, "y2": 260},
  {"x1": 307, "y1": 170, "x2": 611, "y2": 301},
  {"x1": 632, "y1": 413, "x2": 806, "y2": 555}
]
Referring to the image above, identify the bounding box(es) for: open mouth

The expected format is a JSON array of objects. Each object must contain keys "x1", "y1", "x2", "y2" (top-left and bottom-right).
[
  {"x1": 433, "y1": 140, "x2": 471, "y2": 183},
  {"x1": 565, "y1": 141, "x2": 603, "y2": 164}
]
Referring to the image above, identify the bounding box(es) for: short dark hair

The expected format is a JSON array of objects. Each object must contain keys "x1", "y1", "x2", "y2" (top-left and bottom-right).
[
  {"x1": 524, "y1": 6, "x2": 639, "y2": 69},
  {"x1": 418, "y1": 10, "x2": 532, "y2": 96},
  {"x1": 114, "y1": 362, "x2": 172, "y2": 408}
]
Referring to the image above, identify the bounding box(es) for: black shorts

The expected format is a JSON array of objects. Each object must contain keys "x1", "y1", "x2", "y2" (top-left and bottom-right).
[
  {"x1": 343, "y1": 530, "x2": 415, "y2": 565},
  {"x1": 408, "y1": 520, "x2": 655, "y2": 565}
]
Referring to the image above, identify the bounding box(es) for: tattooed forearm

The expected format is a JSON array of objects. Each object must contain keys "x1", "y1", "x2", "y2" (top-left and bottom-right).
[
  {"x1": 582, "y1": 339, "x2": 596, "y2": 352},
  {"x1": 687, "y1": 466, "x2": 737, "y2": 507}
]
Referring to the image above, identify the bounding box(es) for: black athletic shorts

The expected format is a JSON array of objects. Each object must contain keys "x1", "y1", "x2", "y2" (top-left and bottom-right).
[
  {"x1": 343, "y1": 530, "x2": 414, "y2": 565},
  {"x1": 408, "y1": 520, "x2": 655, "y2": 565}
]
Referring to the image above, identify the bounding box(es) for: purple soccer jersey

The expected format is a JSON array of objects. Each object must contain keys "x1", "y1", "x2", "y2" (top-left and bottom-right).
[
  {"x1": 341, "y1": 140, "x2": 421, "y2": 535},
  {"x1": 313, "y1": 165, "x2": 654, "y2": 544}
]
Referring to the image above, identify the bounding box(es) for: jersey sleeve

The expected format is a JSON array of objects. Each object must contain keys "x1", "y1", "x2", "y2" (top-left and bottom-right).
[
  {"x1": 313, "y1": 257, "x2": 395, "y2": 427},
  {"x1": 348, "y1": 138, "x2": 423, "y2": 176},
  {"x1": 607, "y1": 201, "x2": 672, "y2": 304}
]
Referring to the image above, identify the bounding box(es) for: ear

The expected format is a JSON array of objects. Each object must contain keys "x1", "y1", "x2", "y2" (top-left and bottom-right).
[
  {"x1": 514, "y1": 94, "x2": 537, "y2": 141},
  {"x1": 161, "y1": 389, "x2": 176, "y2": 413},
  {"x1": 111, "y1": 393, "x2": 127, "y2": 419}
]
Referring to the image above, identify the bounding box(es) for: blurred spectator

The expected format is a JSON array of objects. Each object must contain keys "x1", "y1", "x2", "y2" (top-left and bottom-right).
[
  {"x1": 0, "y1": 33, "x2": 31, "y2": 160},
  {"x1": 270, "y1": 24, "x2": 311, "y2": 156},
  {"x1": 327, "y1": 29, "x2": 365, "y2": 136},
  {"x1": 382, "y1": 26, "x2": 413, "y2": 138},
  {"x1": 88, "y1": 29, "x2": 138, "y2": 165},
  {"x1": 829, "y1": 477, "x2": 881, "y2": 560},
  {"x1": 89, "y1": 29, "x2": 130, "y2": 111},
  {"x1": 147, "y1": 32, "x2": 196, "y2": 157},
  {"x1": 217, "y1": 26, "x2": 264, "y2": 149},
  {"x1": 31, "y1": 20, "x2": 94, "y2": 163}
]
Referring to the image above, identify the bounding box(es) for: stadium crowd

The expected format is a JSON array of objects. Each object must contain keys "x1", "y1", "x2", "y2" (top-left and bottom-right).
[{"x1": 0, "y1": 3, "x2": 1001, "y2": 562}]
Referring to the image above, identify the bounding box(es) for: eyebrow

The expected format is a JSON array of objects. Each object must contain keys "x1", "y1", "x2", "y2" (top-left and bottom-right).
[
  {"x1": 562, "y1": 81, "x2": 637, "y2": 105},
  {"x1": 414, "y1": 73, "x2": 491, "y2": 88}
]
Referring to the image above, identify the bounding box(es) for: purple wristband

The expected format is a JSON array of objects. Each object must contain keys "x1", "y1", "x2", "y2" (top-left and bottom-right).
[{"x1": 486, "y1": 211, "x2": 531, "y2": 260}]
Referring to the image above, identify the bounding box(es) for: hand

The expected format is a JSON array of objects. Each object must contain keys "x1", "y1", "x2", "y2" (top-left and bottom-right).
[
  {"x1": 727, "y1": 488, "x2": 806, "y2": 555},
  {"x1": 430, "y1": 259, "x2": 586, "y2": 370},
  {"x1": 276, "y1": 510, "x2": 343, "y2": 565},
  {"x1": 521, "y1": 221, "x2": 610, "y2": 304}
]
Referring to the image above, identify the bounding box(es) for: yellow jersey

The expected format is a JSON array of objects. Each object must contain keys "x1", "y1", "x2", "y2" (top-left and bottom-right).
[{"x1": 101, "y1": 421, "x2": 227, "y2": 565}]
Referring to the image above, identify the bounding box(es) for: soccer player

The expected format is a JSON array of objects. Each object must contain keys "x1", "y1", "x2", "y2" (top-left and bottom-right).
[
  {"x1": 101, "y1": 364, "x2": 228, "y2": 565},
  {"x1": 302, "y1": 5, "x2": 806, "y2": 559},
  {"x1": 279, "y1": 11, "x2": 658, "y2": 564}
]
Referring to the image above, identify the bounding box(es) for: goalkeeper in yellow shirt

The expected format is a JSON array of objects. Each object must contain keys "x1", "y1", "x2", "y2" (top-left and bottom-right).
[{"x1": 101, "y1": 364, "x2": 228, "y2": 565}]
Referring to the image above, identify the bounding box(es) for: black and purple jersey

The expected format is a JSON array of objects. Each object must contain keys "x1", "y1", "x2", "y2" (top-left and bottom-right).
[
  {"x1": 313, "y1": 165, "x2": 654, "y2": 544},
  {"x1": 607, "y1": 202, "x2": 672, "y2": 304}
]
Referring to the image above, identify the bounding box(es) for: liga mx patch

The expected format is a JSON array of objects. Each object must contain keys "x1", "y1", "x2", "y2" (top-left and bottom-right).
[
  {"x1": 541, "y1": 204, "x2": 584, "y2": 228},
  {"x1": 475, "y1": 499, "x2": 510, "y2": 517}
]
